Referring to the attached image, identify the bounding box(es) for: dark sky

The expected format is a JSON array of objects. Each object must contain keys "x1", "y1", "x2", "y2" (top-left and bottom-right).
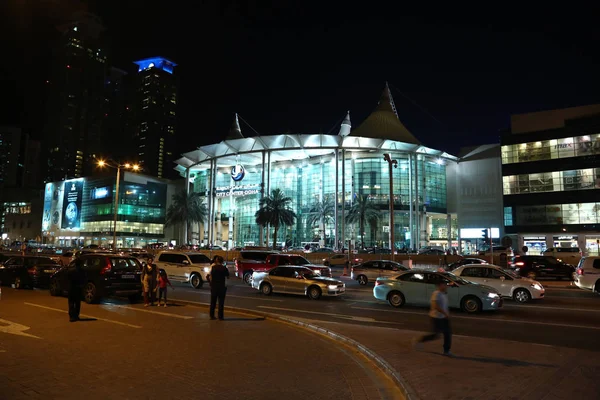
[{"x1": 4, "y1": 1, "x2": 600, "y2": 156}]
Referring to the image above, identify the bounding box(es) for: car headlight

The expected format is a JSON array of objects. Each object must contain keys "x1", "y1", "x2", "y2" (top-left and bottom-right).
[
  {"x1": 531, "y1": 283, "x2": 543, "y2": 291},
  {"x1": 487, "y1": 292, "x2": 499, "y2": 298},
  {"x1": 203, "y1": 267, "x2": 210, "y2": 273},
  {"x1": 328, "y1": 285, "x2": 338, "y2": 290}
]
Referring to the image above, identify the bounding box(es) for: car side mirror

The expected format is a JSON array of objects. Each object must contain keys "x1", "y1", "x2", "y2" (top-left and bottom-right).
[
  {"x1": 499, "y1": 276, "x2": 505, "y2": 281},
  {"x1": 182, "y1": 260, "x2": 190, "y2": 265}
]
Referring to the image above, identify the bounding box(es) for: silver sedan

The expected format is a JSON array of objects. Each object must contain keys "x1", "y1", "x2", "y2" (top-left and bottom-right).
[{"x1": 252, "y1": 266, "x2": 345, "y2": 300}]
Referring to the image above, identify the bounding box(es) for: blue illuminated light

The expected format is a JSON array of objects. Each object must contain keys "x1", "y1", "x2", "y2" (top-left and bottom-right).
[{"x1": 133, "y1": 57, "x2": 177, "y2": 74}]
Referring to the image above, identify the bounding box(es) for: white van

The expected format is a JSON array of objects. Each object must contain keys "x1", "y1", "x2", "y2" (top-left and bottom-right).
[
  {"x1": 154, "y1": 251, "x2": 211, "y2": 289},
  {"x1": 574, "y1": 257, "x2": 600, "y2": 293}
]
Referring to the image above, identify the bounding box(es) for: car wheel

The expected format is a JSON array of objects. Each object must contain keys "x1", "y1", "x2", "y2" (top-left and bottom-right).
[
  {"x1": 190, "y1": 273, "x2": 203, "y2": 289},
  {"x1": 595, "y1": 281, "x2": 600, "y2": 295},
  {"x1": 84, "y1": 282, "x2": 99, "y2": 304},
  {"x1": 461, "y1": 296, "x2": 482, "y2": 313},
  {"x1": 307, "y1": 285, "x2": 322, "y2": 300},
  {"x1": 260, "y1": 282, "x2": 272, "y2": 296},
  {"x1": 357, "y1": 275, "x2": 368, "y2": 285},
  {"x1": 387, "y1": 291, "x2": 405, "y2": 308},
  {"x1": 243, "y1": 272, "x2": 253, "y2": 285},
  {"x1": 513, "y1": 288, "x2": 531, "y2": 303},
  {"x1": 526, "y1": 271, "x2": 537, "y2": 280},
  {"x1": 49, "y1": 278, "x2": 61, "y2": 296}
]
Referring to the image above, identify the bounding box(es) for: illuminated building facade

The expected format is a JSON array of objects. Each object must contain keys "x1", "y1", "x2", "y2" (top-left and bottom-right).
[
  {"x1": 175, "y1": 87, "x2": 460, "y2": 250},
  {"x1": 133, "y1": 57, "x2": 178, "y2": 179}
]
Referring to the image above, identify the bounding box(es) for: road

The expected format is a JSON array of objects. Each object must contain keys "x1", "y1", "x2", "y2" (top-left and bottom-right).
[
  {"x1": 168, "y1": 273, "x2": 600, "y2": 351},
  {"x1": 0, "y1": 288, "x2": 401, "y2": 400}
]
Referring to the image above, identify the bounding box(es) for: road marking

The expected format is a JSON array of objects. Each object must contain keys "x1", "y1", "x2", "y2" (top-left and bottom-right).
[
  {"x1": 171, "y1": 299, "x2": 267, "y2": 319},
  {"x1": 188, "y1": 292, "x2": 283, "y2": 302},
  {"x1": 24, "y1": 302, "x2": 141, "y2": 329},
  {"x1": 0, "y1": 318, "x2": 40, "y2": 339},
  {"x1": 108, "y1": 305, "x2": 193, "y2": 319},
  {"x1": 504, "y1": 304, "x2": 600, "y2": 313},
  {"x1": 350, "y1": 306, "x2": 600, "y2": 330},
  {"x1": 257, "y1": 306, "x2": 402, "y2": 325}
]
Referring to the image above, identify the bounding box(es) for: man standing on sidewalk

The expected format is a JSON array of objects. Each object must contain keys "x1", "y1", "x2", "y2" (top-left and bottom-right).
[
  {"x1": 67, "y1": 259, "x2": 86, "y2": 322},
  {"x1": 207, "y1": 255, "x2": 229, "y2": 320},
  {"x1": 415, "y1": 280, "x2": 453, "y2": 356}
]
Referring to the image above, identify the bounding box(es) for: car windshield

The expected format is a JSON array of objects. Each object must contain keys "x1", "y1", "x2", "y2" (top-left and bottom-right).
[
  {"x1": 35, "y1": 257, "x2": 59, "y2": 265},
  {"x1": 299, "y1": 269, "x2": 317, "y2": 279},
  {"x1": 289, "y1": 257, "x2": 310, "y2": 265},
  {"x1": 440, "y1": 272, "x2": 470, "y2": 285},
  {"x1": 188, "y1": 254, "x2": 211, "y2": 264}
]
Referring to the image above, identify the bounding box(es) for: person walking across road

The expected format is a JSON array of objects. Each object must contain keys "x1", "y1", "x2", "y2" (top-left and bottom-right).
[
  {"x1": 141, "y1": 257, "x2": 158, "y2": 307},
  {"x1": 67, "y1": 259, "x2": 86, "y2": 322},
  {"x1": 207, "y1": 255, "x2": 229, "y2": 320},
  {"x1": 415, "y1": 280, "x2": 453, "y2": 356},
  {"x1": 157, "y1": 269, "x2": 174, "y2": 307}
]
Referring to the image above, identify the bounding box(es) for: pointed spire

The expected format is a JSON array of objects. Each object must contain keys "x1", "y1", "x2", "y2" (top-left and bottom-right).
[
  {"x1": 338, "y1": 111, "x2": 351, "y2": 136},
  {"x1": 226, "y1": 113, "x2": 244, "y2": 140}
]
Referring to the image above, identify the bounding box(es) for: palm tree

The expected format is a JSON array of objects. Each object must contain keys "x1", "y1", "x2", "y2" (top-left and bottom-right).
[
  {"x1": 255, "y1": 188, "x2": 297, "y2": 249},
  {"x1": 307, "y1": 197, "x2": 335, "y2": 245},
  {"x1": 345, "y1": 194, "x2": 379, "y2": 248},
  {"x1": 165, "y1": 191, "x2": 208, "y2": 244}
]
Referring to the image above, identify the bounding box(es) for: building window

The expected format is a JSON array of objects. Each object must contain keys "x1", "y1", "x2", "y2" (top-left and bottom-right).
[
  {"x1": 503, "y1": 167, "x2": 599, "y2": 195},
  {"x1": 502, "y1": 134, "x2": 600, "y2": 165},
  {"x1": 504, "y1": 207, "x2": 513, "y2": 226}
]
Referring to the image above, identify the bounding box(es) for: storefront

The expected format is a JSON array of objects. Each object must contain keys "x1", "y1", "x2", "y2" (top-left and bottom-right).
[{"x1": 522, "y1": 235, "x2": 546, "y2": 255}]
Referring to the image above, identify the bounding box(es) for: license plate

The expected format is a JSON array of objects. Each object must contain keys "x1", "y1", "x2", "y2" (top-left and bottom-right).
[
  {"x1": 338, "y1": 287, "x2": 345, "y2": 293},
  {"x1": 122, "y1": 275, "x2": 135, "y2": 279}
]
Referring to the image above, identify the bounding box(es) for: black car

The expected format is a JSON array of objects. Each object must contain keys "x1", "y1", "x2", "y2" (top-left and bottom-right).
[
  {"x1": 446, "y1": 257, "x2": 487, "y2": 271},
  {"x1": 509, "y1": 255, "x2": 575, "y2": 280},
  {"x1": 49, "y1": 254, "x2": 143, "y2": 304},
  {"x1": 0, "y1": 256, "x2": 62, "y2": 288}
]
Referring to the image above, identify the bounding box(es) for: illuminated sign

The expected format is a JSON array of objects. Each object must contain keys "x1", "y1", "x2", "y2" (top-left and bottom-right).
[
  {"x1": 90, "y1": 186, "x2": 110, "y2": 200},
  {"x1": 133, "y1": 57, "x2": 177, "y2": 74},
  {"x1": 61, "y1": 179, "x2": 84, "y2": 229},
  {"x1": 216, "y1": 184, "x2": 259, "y2": 198},
  {"x1": 460, "y1": 228, "x2": 500, "y2": 239},
  {"x1": 231, "y1": 164, "x2": 245, "y2": 182}
]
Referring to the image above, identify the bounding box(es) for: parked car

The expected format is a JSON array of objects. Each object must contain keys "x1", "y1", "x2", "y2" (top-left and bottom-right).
[
  {"x1": 251, "y1": 266, "x2": 345, "y2": 300},
  {"x1": 351, "y1": 260, "x2": 409, "y2": 285},
  {"x1": 574, "y1": 257, "x2": 600, "y2": 293},
  {"x1": 452, "y1": 264, "x2": 544, "y2": 303},
  {"x1": 236, "y1": 253, "x2": 331, "y2": 285},
  {"x1": 0, "y1": 256, "x2": 62, "y2": 288},
  {"x1": 373, "y1": 270, "x2": 502, "y2": 313},
  {"x1": 49, "y1": 254, "x2": 143, "y2": 304},
  {"x1": 154, "y1": 251, "x2": 212, "y2": 289},
  {"x1": 509, "y1": 255, "x2": 575, "y2": 280},
  {"x1": 323, "y1": 254, "x2": 349, "y2": 266}
]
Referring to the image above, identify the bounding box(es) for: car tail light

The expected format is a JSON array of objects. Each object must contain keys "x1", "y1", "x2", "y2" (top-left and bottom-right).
[
  {"x1": 375, "y1": 280, "x2": 381, "y2": 286},
  {"x1": 28, "y1": 267, "x2": 38, "y2": 275},
  {"x1": 514, "y1": 262, "x2": 525, "y2": 266},
  {"x1": 100, "y1": 258, "x2": 112, "y2": 275},
  {"x1": 577, "y1": 268, "x2": 584, "y2": 276}
]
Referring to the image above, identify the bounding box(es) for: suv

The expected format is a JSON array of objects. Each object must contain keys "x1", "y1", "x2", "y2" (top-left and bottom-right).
[
  {"x1": 351, "y1": 260, "x2": 409, "y2": 285},
  {"x1": 574, "y1": 257, "x2": 600, "y2": 293},
  {"x1": 49, "y1": 254, "x2": 143, "y2": 304},
  {"x1": 155, "y1": 251, "x2": 211, "y2": 289},
  {"x1": 509, "y1": 255, "x2": 575, "y2": 280},
  {"x1": 234, "y1": 250, "x2": 279, "y2": 284}
]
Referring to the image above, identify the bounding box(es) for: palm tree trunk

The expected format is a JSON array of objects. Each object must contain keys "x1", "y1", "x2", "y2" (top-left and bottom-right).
[
  {"x1": 273, "y1": 225, "x2": 278, "y2": 250},
  {"x1": 321, "y1": 217, "x2": 325, "y2": 244},
  {"x1": 360, "y1": 217, "x2": 365, "y2": 248}
]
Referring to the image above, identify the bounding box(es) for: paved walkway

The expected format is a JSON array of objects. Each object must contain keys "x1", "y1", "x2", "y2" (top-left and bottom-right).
[
  {"x1": 303, "y1": 320, "x2": 600, "y2": 400},
  {"x1": 0, "y1": 289, "x2": 401, "y2": 400}
]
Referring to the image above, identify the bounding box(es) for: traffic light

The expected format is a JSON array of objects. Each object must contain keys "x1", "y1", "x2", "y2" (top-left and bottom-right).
[{"x1": 481, "y1": 229, "x2": 489, "y2": 241}]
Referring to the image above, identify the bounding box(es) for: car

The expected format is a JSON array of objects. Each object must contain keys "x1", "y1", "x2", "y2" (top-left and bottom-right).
[
  {"x1": 323, "y1": 254, "x2": 348, "y2": 266},
  {"x1": 154, "y1": 251, "x2": 212, "y2": 289},
  {"x1": 446, "y1": 257, "x2": 487, "y2": 271},
  {"x1": 574, "y1": 257, "x2": 600, "y2": 293},
  {"x1": 0, "y1": 256, "x2": 62, "y2": 288},
  {"x1": 509, "y1": 255, "x2": 575, "y2": 280},
  {"x1": 251, "y1": 266, "x2": 345, "y2": 300},
  {"x1": 373, "y1": 270, "x2": 502, "y2": 313},
  {"x1": 452, "y1": 264, "x2": 544, "y2": 303},
  {"x1": 49, "y1": 254, "x2": 143, "y2": 304},
  {"x1": 351, "y1": 260, "x2": 409, "y2": 285}
]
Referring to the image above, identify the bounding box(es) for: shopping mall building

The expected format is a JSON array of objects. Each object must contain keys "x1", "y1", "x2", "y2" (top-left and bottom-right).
[{"x1": 174, "y1": 86, "x2": 503, "y2": 252}]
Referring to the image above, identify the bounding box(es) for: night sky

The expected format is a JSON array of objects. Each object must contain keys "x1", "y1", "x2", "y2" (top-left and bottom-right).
[{"x1": 4, "y1": 2, "x2": 600, "y2": 156}]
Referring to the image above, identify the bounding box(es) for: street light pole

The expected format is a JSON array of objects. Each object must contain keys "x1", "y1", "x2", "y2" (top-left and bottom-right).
[
  {"x1": 383, "y1": 154, "x2": 398, "y2": 261},
  {"x1": 113, "y1": 165, "x2": 121, "y2": 252}
]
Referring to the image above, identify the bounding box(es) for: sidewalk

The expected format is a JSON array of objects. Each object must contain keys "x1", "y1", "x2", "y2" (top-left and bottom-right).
[{"x1": 295, "y1": 320, "x2": 600, "y2": 400}]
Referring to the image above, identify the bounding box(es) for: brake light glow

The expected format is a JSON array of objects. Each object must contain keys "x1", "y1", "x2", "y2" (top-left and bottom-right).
[
  {"x1": 375, "y1": 280, "x2": 381, "y2": 286},
  {"x1": 100, "y1": 259, "x2": 112, "y2": 275},
  {"x1": 577, "y1": 268, "x2": 584, "y2": 276},
  {"x1": 515, "y1": 262, "x2": 525, "y2": 266}
]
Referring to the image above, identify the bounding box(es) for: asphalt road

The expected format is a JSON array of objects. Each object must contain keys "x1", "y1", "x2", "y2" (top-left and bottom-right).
[{"x1": 167, "y1": 275, "x2": 600, "y2": 351}]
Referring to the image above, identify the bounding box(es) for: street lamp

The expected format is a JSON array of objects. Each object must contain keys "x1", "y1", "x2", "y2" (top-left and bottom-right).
[
  {"x1": 383, "y1": 154, "x2": 398, "y2": 261},
  {"x1": 96, "y1": 160, "x2": 140, "y2": 251}
]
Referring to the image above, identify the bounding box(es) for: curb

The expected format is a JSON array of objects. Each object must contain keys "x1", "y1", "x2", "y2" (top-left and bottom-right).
[{"x1": 173, "y1": 298, "x2": 419, "y2": 400}]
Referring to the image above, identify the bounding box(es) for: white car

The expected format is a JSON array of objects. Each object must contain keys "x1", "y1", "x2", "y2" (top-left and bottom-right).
[
  {"x1": 574, "y1": 257, "x2": 600, "y2": 293},
  {"x1": 155, "y1": 251, "x2": 212, "y2": 289},
  {"x1": 452, "y1": 264, "x2": 544, "y2": 303}
]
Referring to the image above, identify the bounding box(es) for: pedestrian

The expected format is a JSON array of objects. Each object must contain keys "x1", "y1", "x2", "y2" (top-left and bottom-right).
[
  {"x1": 141, "y1": 256, "x2": 158, "y2": 307},
  {"x1": 68, "y1": 259, "x2": 86, "y2": 322},
  {"x1": 415, "y1": 280, "x2": 453, "y2": 356},
  {"x1": 207, "y1": 255, "x2": 229, "y2": 320},
  {"x1": 157, "y1": 269, "x2": 174, "y2": 307}
]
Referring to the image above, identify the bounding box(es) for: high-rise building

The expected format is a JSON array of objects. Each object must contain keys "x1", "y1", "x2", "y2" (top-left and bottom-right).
[
  {"x1": 44, "y1": 12, "x2": 108, "y2": 182},
  {"x1": 132, "y1": 57, "x2": 178, "y2": 179},
  {"x1": 0, "y1": 126, "x2": 41, "y2": 190},
  {"x1": 104, "y1": 67, "x2": 134, "y2": 162}
]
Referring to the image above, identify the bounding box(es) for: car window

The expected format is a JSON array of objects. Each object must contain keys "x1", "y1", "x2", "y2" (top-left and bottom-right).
[
  {"x1": 278, "y1": 268, "x2": 297, "y2": 278},
  {"x1": 487, "y1": 268, "x2": 507, "y2": 279},
  {"x1": 269, "y1": 267, "x2": 281, "y2": 276},
  {"x1": 188, "y1": 254, "x2": 210, "y2": 264},
  {"x1": 462, "y1": 267, "x2": 484, "y2": 278},
  {"x1": 110, "y1": 258, "x2": 138, "y2": 270},
  {"x1": 84, "y1": 257, "x2": 102, "y2": 268},
  {"x1": 593, "y1": 259, "x2": 600, "y2": 269},
  {"x1": 241, "y1": 252, "x2": 273, "y2": 261},
  {"x1": 158, "y1": 253, "x2": 173, "y2": 262},
  {"x1": 398, "y1": 272, "x2": 426, "y2": 283},
  {"x1": 289, "y1": 257, "x2": 310, "y2": 265}
]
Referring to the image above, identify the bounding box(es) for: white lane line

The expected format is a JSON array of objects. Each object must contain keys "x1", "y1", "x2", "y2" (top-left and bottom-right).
[
  {"x1": 257, "y1": 306, "x2": 403, "y2": 325},
  {"x1": 172, "y1": 299, "x2": 266, "y2": 319},
  {"x1": 503, "y1": 304, "x2": 600, "y2": 313},
  {"x1": 107, "y1": 305, "x2": 193, "y2": 319},
  {"x1": 0, "y1": 318, "x2": 40, "y2": 339},
  {"x1": 191, "y1": 292, "x2": 283, "y2": 302},
  {"x1": 24, "y1": 302, "x2": 141, "y2": 329},
  {"x1": 350, "y1": 306, "x2": 600, "y2": 330},
  {"x1": 0, "y1": 350, "x2": 6, "y2": 353}
]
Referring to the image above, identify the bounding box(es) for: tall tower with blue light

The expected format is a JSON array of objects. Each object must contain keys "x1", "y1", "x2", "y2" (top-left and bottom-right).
[{"x1": 132, "y1": 57, "x2": 178, "y2": 179}]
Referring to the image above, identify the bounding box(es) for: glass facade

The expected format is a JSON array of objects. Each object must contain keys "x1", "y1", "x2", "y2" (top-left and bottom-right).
[
  {"x1": 188, "y1": 145, "x2": 453, "y2": 250},
  {"x1": 503, "y1": 168, "x2": 600, "y2": 195},
  {"x1": 501, "y1": 134, "x2": 600, "y2": 164},
  {"x1": 515, "y1": 202, "x2": 600, "y2": 226}
]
